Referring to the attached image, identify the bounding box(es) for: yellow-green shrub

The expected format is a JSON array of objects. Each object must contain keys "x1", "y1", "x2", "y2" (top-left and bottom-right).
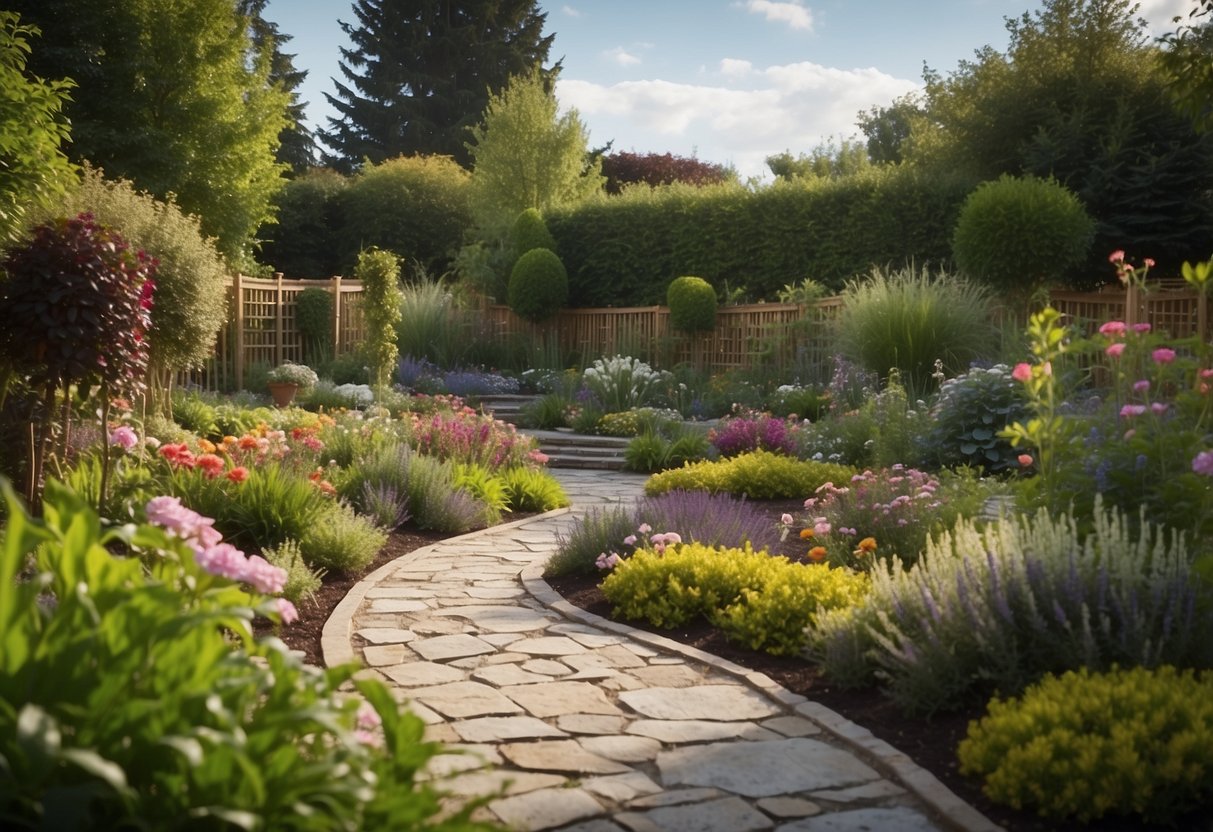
[
  {"x1": 958, "y1": 666, "x2": 1213, "y2": 824},
  {"x1": 601, "y1": 542, "x2": 868, "y2": 655},
  {"x1": 645, "y1": 450, "x2": 855, "y2": 499}
]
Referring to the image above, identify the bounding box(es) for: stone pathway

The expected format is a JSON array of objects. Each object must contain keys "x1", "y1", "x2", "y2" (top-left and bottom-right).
[{"x1": 323, "y1": 470, "x2": 1001, "y2": 832}]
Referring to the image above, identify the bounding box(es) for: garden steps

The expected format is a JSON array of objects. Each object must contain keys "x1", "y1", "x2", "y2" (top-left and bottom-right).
[
  {"x1": 474, "y1": 393, "x2": 541, "y2": 424},
  {"x1": 519, "y1": 428, "x2": 630, "y2": 471}
]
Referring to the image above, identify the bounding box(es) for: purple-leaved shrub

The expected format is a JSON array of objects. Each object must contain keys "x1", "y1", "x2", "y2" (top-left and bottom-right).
[{"x1": 709, "y1": 409, "x2": 799, "y2": 457}]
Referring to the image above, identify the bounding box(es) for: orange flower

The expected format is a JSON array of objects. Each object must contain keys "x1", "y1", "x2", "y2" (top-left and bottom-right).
[
  {"x1": 197, "y1": 438, "x2": 217, "y2": 454},
  {"x1": 226, "y1": 466, "x2": 249, "y2": 483},
  {"x1": 237, "y1": 435, "x2": 259, "y2": 451},
  {"x1": 799, "y1": 528, "x2": 814, "y2": 540},
  {"x1": 808, "y1": 546, "x2": 828, "y2": 563},
  {"x1": 857, "y1": 537, "x2": 877, "y2": 554}
]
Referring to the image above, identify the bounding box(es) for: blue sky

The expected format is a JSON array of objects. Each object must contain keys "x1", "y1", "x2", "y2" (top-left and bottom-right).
[{"x1": 264, "y1": 0, "x2": 1190, "y2": 178}]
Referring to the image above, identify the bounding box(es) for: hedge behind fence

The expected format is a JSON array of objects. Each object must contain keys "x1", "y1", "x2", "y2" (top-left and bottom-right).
[{"x1": 547, "y1": 165, "x2": 978, "y2": 307}]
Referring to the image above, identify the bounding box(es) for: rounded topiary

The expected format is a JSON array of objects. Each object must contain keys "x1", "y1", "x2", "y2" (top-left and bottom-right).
[
  {"x1": 667, "y1": 275, "x2": 717, "y2": 334},
  {"x1": 511, "y1": 207, "x2": 557, "y2": 257},
  {"x1": 952, "y1": 174, "x2": 1095, "y2": 294},
  {"x1": 508, "y1": 247, "x2": 568, "y2": 323}
]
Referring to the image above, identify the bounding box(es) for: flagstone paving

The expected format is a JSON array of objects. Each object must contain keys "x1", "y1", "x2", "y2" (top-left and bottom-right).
[{"x1": 323, "y1": 469, "x2": 1001, "y2": 832}]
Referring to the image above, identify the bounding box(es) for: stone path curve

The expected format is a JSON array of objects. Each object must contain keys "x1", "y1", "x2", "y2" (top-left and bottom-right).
[{"x1": 322, "y1": 469, "x2": 1001, "y2": 832}]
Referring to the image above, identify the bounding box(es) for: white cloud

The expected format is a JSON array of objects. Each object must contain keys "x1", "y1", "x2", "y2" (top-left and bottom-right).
[
  {"x1": 720, "y1": 58, "x2": 754, "y2": 77},
  {"x1": 1135, "y1": 0, "x2": 1194, "y2": 34},
  {"x1": 742, "y1": 0, "x2": 815, "y2": 31},
  {"x1": 556, "y1": 61, "x2": 918, "y2": 179},
  {"x1": 604, "y1": 46, "x2": 641, "y2": 66},
  {"x1": 561, "y1": 5, "x2": 581, "y2": 17}
]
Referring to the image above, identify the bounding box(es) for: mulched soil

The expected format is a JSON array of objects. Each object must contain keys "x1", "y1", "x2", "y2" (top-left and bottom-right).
[{"x1": 275, "y1": 504, "x2": 1203, "y2": 832}]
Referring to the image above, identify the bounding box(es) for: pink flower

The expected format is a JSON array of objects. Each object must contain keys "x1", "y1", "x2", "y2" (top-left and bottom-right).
[
  {"x1": 1144, "y1": 258, "x2": 1156, "y2": 268},
  {"x1": 1012, "y1": 363, "x2": 1032, "y2": 383},
  {"x1": 241, "y1": 554, "x2": 288, "y2": 595},
  {"x1": 780, "y1": 513, "x2": 794, "y2": 526},
  {"x1": 195, "y1": 543, "x2": 248, "y2": 582},
  {"x1": 1193, "y1": 451, "x2": 1213, "y2": 476},
  {"x1": 1105, "y1": 342, "x2": 1126, "y2": 358},
  {"x1": 813, "y1": 520, "x2": 832, "y2": 535},
  {"x1": 1018, "y1": 454, "x2": 1033, "y2": 467},
  {"x1": 636, "y1": 523, "x2": 652, "y2": 535},
  {"x1": 1109, "y1": 250, "x2": 1125, "y2": 264},
  {"x1": 275, "y1": 598, "x2": 299, "y2": 625},
  {"x1": 1132, "y1": 379, "x2": 1150, "y2": 393},
  {"x1": 109, "y1": 425, "x2": 138, "y2": 451},
  {"x1": 1132, "y1": 323, "x2": 1152, "y2": 334},
  {"x1": 226, "y1": 466, "x2": 249, "y2": 483},
  {"x1": 356, "y1": 703, "x2": 382, "y2": 731},
  {"x1": 1098, "y1": 321, "x2": 1127, "y2": 337},
  {"x1": 145, "y1": 496, "x2": 222, "y2": 549},
  {"x1": 1120, "y1": 404, "x2": 1147, "y2": 418},
  {"x1": 595, "y1": 552, "x2": 622, "y2": 570},
  {"x1": 1151, "y1": 402, "x2": 1169, "y2": 415},
  {"x1": 1200, "y1": 369, "x2": 1213, "y2": 379},
  {"x1": 1152, "y1": 348, "x2": 1177, "y2": 364}
]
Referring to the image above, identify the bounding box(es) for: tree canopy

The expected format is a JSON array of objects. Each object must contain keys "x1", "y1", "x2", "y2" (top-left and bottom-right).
[
  {"x1": 9, "y1": 0, "x2": 291, "y2": 266},
  {"x1": 321, "y1": 0, "x2": 555, "y2": 171}
]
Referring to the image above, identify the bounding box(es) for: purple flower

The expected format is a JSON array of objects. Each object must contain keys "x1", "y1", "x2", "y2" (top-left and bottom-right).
[
  {"x1": 1152, "y1": 348, "x2": 1177, "y2": 364},
  {"x1": 1193, "y1": 451, "x2": 1213, "y2": 476},
  {"x1": 109, "y1": 425, "x2": 138, "y2": 451}
]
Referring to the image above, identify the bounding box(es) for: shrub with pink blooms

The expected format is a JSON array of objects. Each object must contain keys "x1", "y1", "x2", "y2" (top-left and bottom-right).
[
  {"x1": 404, "y1": 404, "x2": 541, "y2": 470},
  {"x1": 708, "y1": 408, "x2": 801, "y2": 457}
]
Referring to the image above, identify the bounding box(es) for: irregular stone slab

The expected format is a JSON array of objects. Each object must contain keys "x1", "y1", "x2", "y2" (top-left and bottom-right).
[
  {"x1": 480, "y1": 632, "x2": 523, "y2": 646},
  {"x1": 579, "y1": 735, "x2": 662, "y2": 763},
  {"x1": 396, "y1": 698, "x2": 443, "y2": 724},
  {"x1": 557, "y1": 714, "x2": 626, "y2": 735},
  {"x1": 620, "y1": 685, "x2": 782, "y2": 721},
  {"x1": 368, "y1": 598, "x2": 429, "y2": 613},
  {"x1": 487, "y1": 790, "x2": 601, "y2": 832},
  {"x1": 756, "y1": 796, "x2": 821, "y2": 818},
  {"x1": 472, "y1": 663, "x2": 552, "y2": 687},
  {"x1": 626, "y1": 788, "x2": 723, "y2": 809},
  {"x1": 411, "y1": 618, "x2": 471, "y2": 636},
  {"x1": 565, "y1": 668, "x2": 621, "y2": 682},
  {"x1": 412, "y1": 633, "x2": 496, "y2": 662},
  {"x1": 509, "y1": 636, "x2": 587, "y2": 656},
  {"x1": 382, "y1": 661, "x2": 465, "y2": 687},
  {"x1": 557, "y1": 821, "x2": 628, "y2": 832},
  {"x1": 617, "y1": 796, "x2": 772, "y2": 832},
  {"x1": 619, "y1": 642, "x2": 658, "y2": 658},
  {"x1": 499, "y1": 740, "x2": 631, "y2": 775},
  {"x1": 361, "y1": 644, "x2": 415, "y2": 666},
  {"x1": 599, "y1": 675, "x2": 645, "y2": 692},
  {"x1": 481, "y1": 651, "x2": 529, "y2": 665},
  {"x1": 504, "y1": 681, "x2": 624, "y2": 718},
  {"x1": 424, "y1": 744, "x2": 501, "y2": 778},
  {"x1": 365, "y1": 586, "x2": 435, "y2": 598},
  {"x1": 466, "y1": 586, "x2": 526, "y2": 600},
  {"x1": 627, "y1": 719, "x2": 779, "y2": 744},
  {"x1": 356, "y1": 627, "x2": 417, "y2": 645},
  {"x1": 628, "y1": 665, "x2": 703, "y2": 688},
  {"x1": 433, "y1": 605, "x2": 552, "y2": 633},
  {"x1": 657, "y1": 739, "x2": 880, "y2": 798},
  {"x1": 761, "y1": 716, "x2": 821, "y2": 737},
  {"x1": 520, "y1": 658, "x2": 572, "y2": 675},
  {"x1": 490, "y1": 787, "x2": 604, "y2": 831},
  {"x1": 451, "y1": 715, "x2": 567, "y2": 743},
  {"x1": 810, "y1": 780, "x2": 905, "y2": 802},
  {"x1": 582, "y1": 771, "x2": 663, "y2": 803},
  {"x1": 564, "y1": 645, "x2": 645, "y2": 669},
  {"x1": 777, "y1": 808, "x2": 941, "y2": 832},
  {"x1": 441, "y1": 769, "x2": 565, "y2": 798},
  {"x1": 411, "y1": 681, "x2": 523, "y2": 719}
]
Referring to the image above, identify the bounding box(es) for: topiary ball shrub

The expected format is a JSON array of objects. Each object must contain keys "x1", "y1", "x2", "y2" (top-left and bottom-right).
[
  {"x1": 510, "y1": 207, "x2": 557, "y2": 258},
  {"x1": 952, "y1": 174, "x2": 1095, "y2": 295},
  {"x1": 508, "y1": 247, "x2": 568, "y2": 323},
  {"x1": 958, "y1": 665, "x2": 1213, "y2": 825},
  {"x1": 666, "y1": 275, "x2": 717, "y2": 334}
]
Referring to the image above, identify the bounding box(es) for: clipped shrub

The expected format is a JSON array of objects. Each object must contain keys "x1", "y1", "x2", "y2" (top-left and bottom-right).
[
  {"x1": 259, "y1": 167, "x2": 348, "y2": 277},
  {"x1": 836, "y1": 264, "x2": 995, "y2": 395},
  {"x1": 548, "y1": 505, "x2": 636, "y2": 577},
  {"x1": 262, "y1": 538, "x2": 325, "y2": 606},
  {"x1": 666, "y1": 275, "x2": 717, "y2": 334},
  {"x1": 602, "y1": 542, "x2": 868, "y2": 655},
  {"x1": 508, "y1": 247, "x2": 568, "y2": 323},
  {"x1": 296, "y1": 286, "x2": 334, "y2": 364},
  {"x1": 924, "y1": 364, "x2": 1030, "y2": 473},
  {"x1": 354, "y1": 248, "x2": 403, "y2": 389},
  {"x1": 497, "y1": 467, "x2": 569, "y2": 512},
  {"x1": 645, "y1": 450, "x2": 855, "y2": 500},
  {"x1": 959, "y1": 666, "x2": 1213, "y2": 824},
  {"x1": 299, "y1": 499, "x2": 388, "y2": 573},
  {"x1": 808, "y1": 502, "x2": 1213, "y2": 713},
  {"x1": 510, "y1": 207, "x2": 557, "y2": 258},
  {"x1": 952, "y1": 174, "x2": 1095, "y2": 295}
]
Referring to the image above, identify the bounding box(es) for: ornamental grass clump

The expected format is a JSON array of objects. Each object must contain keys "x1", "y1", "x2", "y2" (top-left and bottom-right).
[
  {"x1": 581, "y1": 355, "x2": 672, "y2": 413},
  {"x1": 807, "y1": 500, "x2": 1213, "y2": 714},
  {"x1": 958, "y1": 666, "x2": 1213, "y2": 825},
  {"x1": 548, "y1": 505, "x2": 636, "y2": 577}
]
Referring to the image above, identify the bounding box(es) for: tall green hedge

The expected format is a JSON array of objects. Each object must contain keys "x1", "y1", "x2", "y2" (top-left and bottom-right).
[{"x1": 546, "y1": 166, "x2": 977, "y2": 307}]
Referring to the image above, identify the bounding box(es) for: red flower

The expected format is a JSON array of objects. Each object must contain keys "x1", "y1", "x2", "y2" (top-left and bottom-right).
[
  {"x1": 226, "y1": 466, "x2": 249, "y2": 483},
  {"x1": 196, "y1": 453, "x2": 225, "y2": 479}
]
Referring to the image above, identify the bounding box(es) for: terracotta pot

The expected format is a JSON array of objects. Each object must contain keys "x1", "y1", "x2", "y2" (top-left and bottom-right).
[{"x1": 267, "y1": 381, "x2": 299, "y2": 408}]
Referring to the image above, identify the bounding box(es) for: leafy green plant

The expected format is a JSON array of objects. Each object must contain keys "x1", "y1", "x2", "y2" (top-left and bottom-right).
[
  {"x1": 170, "y1": 392, "x2": 220, "y2": 438},
  {"x1": 582, "y1": 355, "x2": 672, "y2": 413},
  {"x1": 836, "y1": 264, "x2": 995, "y2": 395},
  {"x1": 0, "y1": 480, "x2": 494, "y2": 831},
  {"x1": 767, "y1": 384, "x2": 831, "y2": 420},
  {"x1": 547, "y1": 505, "x2": 635, "y2": 577},
  {"x1": 959, "y1": 666, "x2": 1213, "y2": 824},
  {"x1": 510, "y1": 207, "x2": 557, "y2": 259},
  {"x1": 775, "y1": 278, "x2": 829, "y2": 305},
  {"x1": 497, "y1": 466, "x2": 568, "y2": 512},
  {"x1": 667, "y1": 275, "x2": 717, "y2": 334},
  {"x1": 508, "y1": 247, "x2": 568, "y2": 323},
  {"x1": 924, "y1": 364, "x2": 1030, "y2": 473},
  {"x1": 298, "y1": 499, "x2": 387, "y2": 573},
  {"x1": 952, "y1": 174, "x2": 1095, "y2": 297},
  {"x1": 520, "y1": 391, "x2": 571, "y2": 429},
  {"x1": 645, "y1": 450, "x2": 855, "y2": 500},
  {"x1": 262, "y1": 539, "x2": 325, "y2": 606},
  {"x1": 452, "y1": 462, "x2": 509, "y2": 525},
  {"x1": 295, "y1": 287, "x2": 334, "y2": 364},
  {"x1": 355, "y1": 248, "x2": 403, "y2": 390}
]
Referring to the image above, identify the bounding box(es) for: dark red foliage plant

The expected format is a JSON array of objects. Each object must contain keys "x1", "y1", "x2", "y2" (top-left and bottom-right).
[
  {"x1": 0, "y1": 212, "x2": 156, "y2": 506},
  {"x1": 601, "y1": 151, "x2": 732, "y2": 194}
]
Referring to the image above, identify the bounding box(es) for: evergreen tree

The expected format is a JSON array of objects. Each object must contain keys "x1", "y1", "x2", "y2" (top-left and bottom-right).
[
  {"x1": 9, "y1": 0, "x2": 290, "y2": 265},
  {"x1": 321, "y1": 0, "x2": 555, "y2": 171}
]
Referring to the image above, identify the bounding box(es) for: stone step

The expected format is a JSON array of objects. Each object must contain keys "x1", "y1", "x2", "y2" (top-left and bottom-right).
[{"x1": 542, "y1": 451, "x2": 628, "y2": 471}]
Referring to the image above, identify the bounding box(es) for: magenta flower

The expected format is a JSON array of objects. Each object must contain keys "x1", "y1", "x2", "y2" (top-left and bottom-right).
[
  {"x1": 1132, "y1": 323, "x2": 1152, "y2": 334},
  {"x1": 1012, "y1": 363, "x2": 1032, "y2": 383},
  {"x1": 1098, "y1": 321, "x2": 1127, "y2": 337},
  {"x1": 1150, "y1": 402, "x2": 1169, "y2": 415},
  {"x1": 1109, "y1": 250, "x2": 1125, "y2": 264},
  {"x1": 1193, "y1": 451, "x2": 1213, "y2": 476},
  {"x1": 1132, "y1": 379, "x2": 1150, "y2": 393},
  {"x1": 1120, "y1": 404, "x2": 1147, "y2": 418},
  {"x1": 109, "y1": 425, "x2": 139, "y2": 451},
  {"x1": 1153, "y1": 348, "x2": 1177, "y2": 364},
  {"x1": 1106, "y1": 342, "x2": 1126, "y2": 358}
]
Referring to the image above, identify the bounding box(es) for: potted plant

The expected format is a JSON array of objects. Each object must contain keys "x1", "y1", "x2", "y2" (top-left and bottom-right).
[{"x1": 266, "y1": 361, "x2": 318, "y2": 407}]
